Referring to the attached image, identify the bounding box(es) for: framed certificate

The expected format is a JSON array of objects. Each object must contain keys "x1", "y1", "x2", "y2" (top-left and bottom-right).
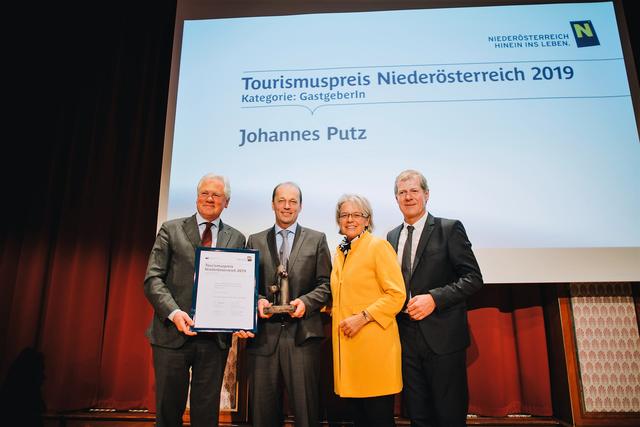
[{"x1": 191, "y1": 247, "x2": 259, "y2": 333}]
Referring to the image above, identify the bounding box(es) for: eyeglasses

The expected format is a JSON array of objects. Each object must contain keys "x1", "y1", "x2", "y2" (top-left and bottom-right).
[
  {"x1": 338, "y1": 212, "x2": 369, "y2": 220},
  {"x1": 199, "y1": 191, "x2": 225, "y2": 199}
]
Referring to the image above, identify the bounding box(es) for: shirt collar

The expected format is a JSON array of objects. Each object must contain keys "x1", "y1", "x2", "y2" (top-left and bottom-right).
[
  {"x1": 196, "y1": 212, "x2": 220, "y2": 229},
  {"x1": 275, "y1": 222, "x2": 298, "y2": 235},
  {"x1": 404, "y1": 211, "x2": 428, "y2": 234}
]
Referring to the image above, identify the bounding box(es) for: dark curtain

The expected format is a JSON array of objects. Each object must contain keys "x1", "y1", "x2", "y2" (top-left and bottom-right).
[
  {"x1": 1, "y1": 0, "x2": 176, "y2": 411},
  {"x1": 1, "y1": 0, "x2": 637, "y2": 418}
]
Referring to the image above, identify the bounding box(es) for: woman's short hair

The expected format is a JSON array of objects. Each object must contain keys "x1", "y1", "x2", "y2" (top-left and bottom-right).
[{"x1": 335, "y1": 194, "x2": 374, "y2": 231}]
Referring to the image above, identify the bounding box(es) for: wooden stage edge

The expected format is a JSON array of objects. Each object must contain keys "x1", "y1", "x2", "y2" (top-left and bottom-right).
[{"x1": 43, "y1": 411, "x2": 563, "y2": 427}]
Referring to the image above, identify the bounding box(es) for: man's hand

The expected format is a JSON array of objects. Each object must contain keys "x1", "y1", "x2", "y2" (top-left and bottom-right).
[
  {"x1": 289, "y1": 298, "x2": 306, "y2": 318},
  {"x1": 172, "y1": 311, "x2": 197, "y2": 336},
  {"x1": 234, "y1": 330, "x2": 255, "y2": 339},
  {"x1": 407, "y1": 294, "x2": 436, "y2": 321},
  {"x1": 258, "y1": 298, "x2": 273, "y2": 319},
  {"x1": 339, "y1": 313, "x2": 369, "y2": 338}
]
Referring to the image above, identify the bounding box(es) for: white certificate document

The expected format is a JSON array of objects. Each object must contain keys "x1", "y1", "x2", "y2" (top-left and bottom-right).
[{"x1": 191, "y1": 247, "x2": 258, "y2": 332}]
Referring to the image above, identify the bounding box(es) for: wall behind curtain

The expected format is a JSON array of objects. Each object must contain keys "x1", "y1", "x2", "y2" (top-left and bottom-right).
[{"x1": 0, "y1": 0, "x2": 637, "y2": 419}]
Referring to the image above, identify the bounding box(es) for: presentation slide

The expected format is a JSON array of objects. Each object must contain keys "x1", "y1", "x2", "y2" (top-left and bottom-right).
[{"x1": 162, "y1": 1, "x2": 640, "y2": 283}]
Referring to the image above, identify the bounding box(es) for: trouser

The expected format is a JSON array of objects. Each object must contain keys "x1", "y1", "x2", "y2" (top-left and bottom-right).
[{"x1": 152, "y1": 336, "x2": 229, "y2": 427}]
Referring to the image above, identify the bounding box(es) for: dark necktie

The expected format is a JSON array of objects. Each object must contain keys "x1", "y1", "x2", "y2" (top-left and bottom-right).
[
  {"x1": 201, "y1": 222, "x2": 213, "y2": 247},
  {"x1": 279, "y1": 229, "x2": 290, "y2": 267},
  {"x1": 401, "y1": 225, "x2": 415, "y2": 292}
]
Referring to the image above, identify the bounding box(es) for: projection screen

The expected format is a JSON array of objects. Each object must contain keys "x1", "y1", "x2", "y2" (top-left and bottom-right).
[{"x1": 158, "y1": 0, "x2": 640, "y2": 283}]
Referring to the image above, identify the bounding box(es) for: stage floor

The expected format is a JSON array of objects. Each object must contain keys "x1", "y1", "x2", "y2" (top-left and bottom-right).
[{"x1": 42, "y1": 411, "x2": 563, "y2": 427}]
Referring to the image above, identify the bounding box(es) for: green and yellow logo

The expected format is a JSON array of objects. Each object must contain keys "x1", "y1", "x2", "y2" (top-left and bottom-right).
[{"x1": 570, "y1": 20, "x2": 600, "y2": 47}]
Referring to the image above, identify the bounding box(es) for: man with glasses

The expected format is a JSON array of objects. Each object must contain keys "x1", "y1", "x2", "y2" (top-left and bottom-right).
[
  {"x1": 387, "y1": 169, "x2": 483, "y2": 427},
  {"x1": 144, "y1": 173, "x2": 246, "y2": 427}
]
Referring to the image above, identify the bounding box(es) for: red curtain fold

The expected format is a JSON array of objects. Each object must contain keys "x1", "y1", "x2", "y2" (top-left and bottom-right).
[
  {"x1": 0, "y1": 229, "x2": 52, "y2": 377},
  {"x1": 467, "y1": 286, "x2": 553, "y2": 416},
  {"x1": 94, "y1": 9, "x2": 175, "y2": 410},
  {"x1": 513, "y1": 294, "x2": 554, "y2": 415},
  {"x1": 468, "y1": 306, "x2": 524, "y2": 415}
]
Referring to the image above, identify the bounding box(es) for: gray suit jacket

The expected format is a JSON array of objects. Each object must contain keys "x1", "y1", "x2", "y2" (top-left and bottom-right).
[
  {"x1": 246, "y1": 225, "x2": 332, "y2": 356},
  {"x1": 144, "y1": 214, "x2": 246, "y2": 350}
]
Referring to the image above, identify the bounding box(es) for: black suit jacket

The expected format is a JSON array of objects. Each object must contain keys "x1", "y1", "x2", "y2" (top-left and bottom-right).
[
  {"x1": 246, "y1": 225, "x2": 332, "y2": 356},
  {"x1": 387, "y1": 213, "x2": 483, "y2": 354},
  {"x1": 144, "y1": 214, "x2": 246, "y2": 350}
]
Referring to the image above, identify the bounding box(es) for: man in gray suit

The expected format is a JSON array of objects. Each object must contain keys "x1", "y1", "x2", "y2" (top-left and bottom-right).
[
  {"x1": 240, "y1": 182, "x2": 331, "y2": 427},
  {"x1": 144, "y1": 173, "x2": 246, "y2": 427}
]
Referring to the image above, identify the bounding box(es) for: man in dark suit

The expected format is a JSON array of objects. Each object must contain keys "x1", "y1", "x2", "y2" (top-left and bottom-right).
[
  {"x1": 144, "y1": 173, "x2": 246, "y2": 427},
  {"x1": 387, "y1": 169, "x2": 483, "y2": 427},
  {"x1": 240, "y1": 182, "x2": 331, "y2": 427}
]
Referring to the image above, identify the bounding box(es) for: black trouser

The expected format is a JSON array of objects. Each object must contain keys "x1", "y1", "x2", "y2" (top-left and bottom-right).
[
  {"x1": 346, "y1": 394, "x2": 396, "y2": 427},
  {"x1": 398, "y1": 315, "x2": 468, "y2": 427}
]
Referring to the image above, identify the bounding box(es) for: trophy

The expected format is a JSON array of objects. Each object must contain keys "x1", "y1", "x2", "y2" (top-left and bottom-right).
[{"x1": 264, "y1": 264, "x2": 295, "y2": 314}]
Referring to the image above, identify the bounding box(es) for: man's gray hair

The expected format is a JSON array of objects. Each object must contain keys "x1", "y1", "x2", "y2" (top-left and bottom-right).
[
  {"x1": 197, "y1": 173, "x2": 231, "y2": 199},
  {"x1": 335, "y1": 194, "x2": 374, "y2": 232},
  {"x1": 394, "y1": 169, "x2": 429, "y2": 195}
]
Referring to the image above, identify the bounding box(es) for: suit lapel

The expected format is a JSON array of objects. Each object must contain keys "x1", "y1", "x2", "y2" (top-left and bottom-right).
[
  {"x1": 287, "y1": 226, "x2": 305, "y2": 271},
  {"x1": 388, "y1": 224, "x2": 402, "y2": 251},
  {"x1": 411, "y1": 213, "x2": 435, "y2": 275},
  {"x1": 183, "y1": 215, "x2": 200, "y2": 249},
  {"x1": 266, "y1": 227, "x2": 280, "y2": 269},
  {"x1": 217, "y1": 220, "x2": 231, "y2": 248}
]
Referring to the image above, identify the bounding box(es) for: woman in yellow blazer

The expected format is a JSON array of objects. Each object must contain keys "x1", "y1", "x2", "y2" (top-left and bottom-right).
[{"x1": 330, "y1": 194, "x2": 406, "y2": 427}]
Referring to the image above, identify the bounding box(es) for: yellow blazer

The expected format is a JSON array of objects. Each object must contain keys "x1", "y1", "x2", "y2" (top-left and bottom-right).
[{"x1": 331, "y1": 231, "x2": 405, "y2": 397}]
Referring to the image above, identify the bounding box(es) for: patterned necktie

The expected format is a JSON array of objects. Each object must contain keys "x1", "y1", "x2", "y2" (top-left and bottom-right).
[
  {"x1": 202, "y1": 222, "x2": 213, "y2": 247},
  {"x1": 279, "y1": 229, "x2": 290, "y2": 267},
  {"x1": 401, "y1": 225, "x2": 415, "y2": 289}
]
